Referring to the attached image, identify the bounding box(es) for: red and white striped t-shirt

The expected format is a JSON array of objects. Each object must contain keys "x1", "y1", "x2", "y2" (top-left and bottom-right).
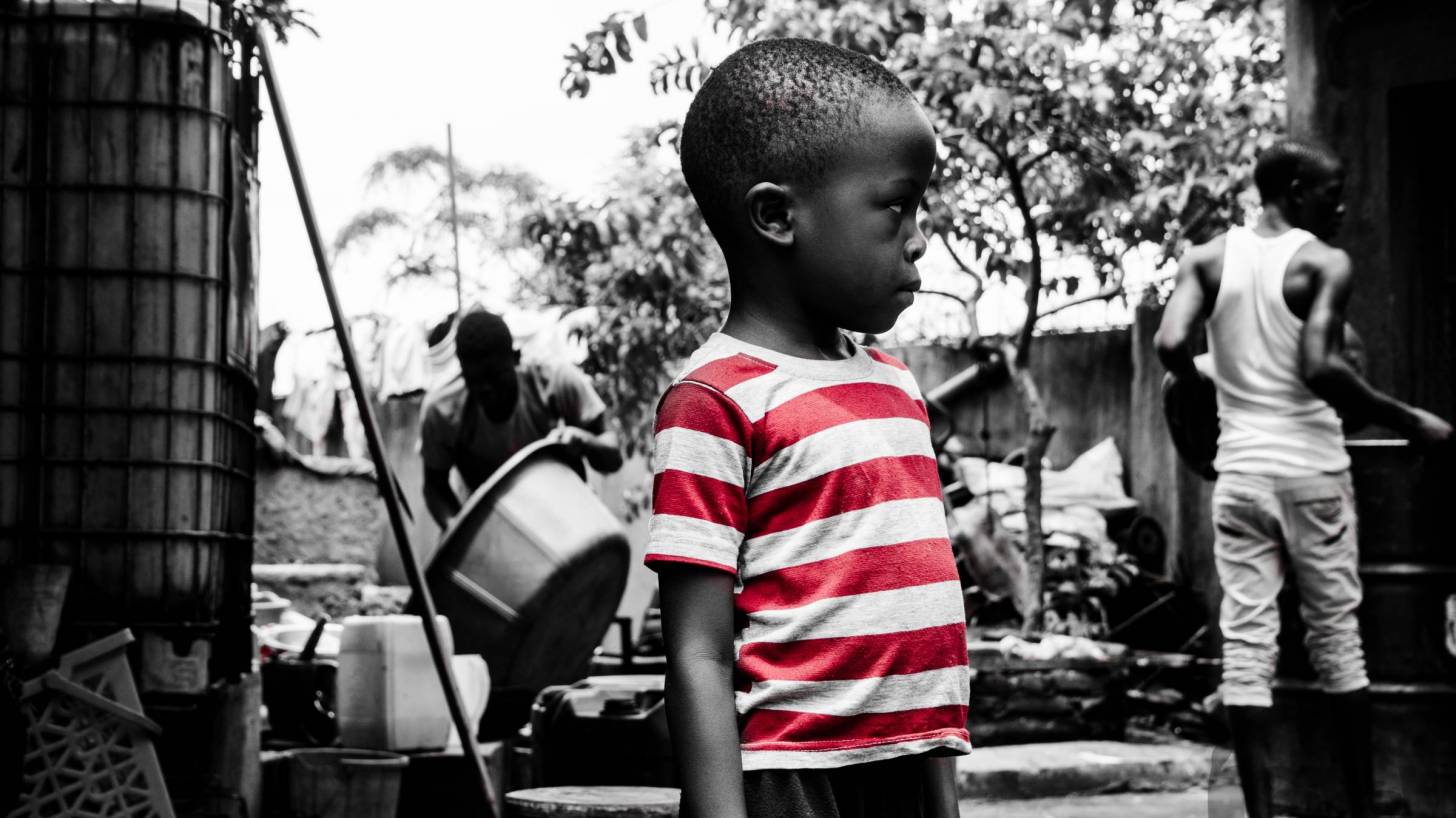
[{"x1": 645, "y1": 332, "x2": 971, "y2": 770}]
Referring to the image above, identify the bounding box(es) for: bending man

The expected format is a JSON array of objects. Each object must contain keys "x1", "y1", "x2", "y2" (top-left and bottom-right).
[{"x1": 421, "y1": 310, "x2": 623, "y2": 528}]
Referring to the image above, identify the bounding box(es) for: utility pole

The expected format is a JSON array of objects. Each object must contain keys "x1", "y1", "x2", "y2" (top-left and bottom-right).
[{"x1": 446, "y1": 123, "x2": 464, "y2": 312}]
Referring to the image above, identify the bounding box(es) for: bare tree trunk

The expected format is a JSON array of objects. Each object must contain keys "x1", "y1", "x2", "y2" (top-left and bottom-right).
[
  {"x1": 1003, "y1": 155, "x2": 1056, "y2": 635},
  {"x1": 1002, "y1": 341, "x2": 1055, "y2": 635}
]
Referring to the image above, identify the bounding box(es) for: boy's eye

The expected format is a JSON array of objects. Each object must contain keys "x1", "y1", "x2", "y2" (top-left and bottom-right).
[{"x1": 887, "y1": 201, "x2": 906, "y2": 215}]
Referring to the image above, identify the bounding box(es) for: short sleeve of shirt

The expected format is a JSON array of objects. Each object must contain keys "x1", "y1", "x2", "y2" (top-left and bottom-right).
[
  {"x1": 542, "y1": 360, "x2": 608, "y2": 429},
  {"x1": 419, "y1": 393, "x2": 458, "y2": 472},
  {"x1": 644, "y1": 382, "x2": 752, "y2": 576}
]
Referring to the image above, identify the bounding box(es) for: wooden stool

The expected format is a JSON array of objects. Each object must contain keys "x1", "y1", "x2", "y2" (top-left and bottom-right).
[{"x1": 504, "y1": 786, "x2": 680, "y2": 817}]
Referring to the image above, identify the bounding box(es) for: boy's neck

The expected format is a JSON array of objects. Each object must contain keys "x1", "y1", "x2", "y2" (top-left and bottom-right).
[
  {"x1": 1254, "y1": 204, "x2": 1296, "y2": 237},
  {"x1": 721, "y1": 295, "x2": 851, "y2": 361}
]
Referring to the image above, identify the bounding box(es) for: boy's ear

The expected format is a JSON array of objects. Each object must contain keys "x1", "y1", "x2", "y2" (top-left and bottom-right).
[
  {"x1": 1286, "y1": 176, "x2": 1305, "y2": 208},
  {"x1": 745, "y1": 182, "x2": 794, "y2": 248}
]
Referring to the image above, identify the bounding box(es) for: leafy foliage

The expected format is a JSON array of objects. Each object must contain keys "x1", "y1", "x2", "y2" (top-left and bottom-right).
[
  {"x1": 541, "y1": 0, "x2": 1282, "y2": 431},
  {"x1": 518, "y1": 127, "x2": 728, "y2": 461},
  {"x1": 236, "y1": 0, "x2": 318, "y2": 42},
  {"x1": 334, "y1": 146, "x2": 544, "y2": 290},
  {"x1": 561, "y1": 11, "x2": 650, "y2": 97},
  {"x1": 565, "y1": 0, "x2": 1283, "y2": 326}
]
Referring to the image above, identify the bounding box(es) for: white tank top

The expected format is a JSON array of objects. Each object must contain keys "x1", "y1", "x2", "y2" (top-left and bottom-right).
[{"x1": 1206, "y1": 226, "x2": 1349, "y2": 476}]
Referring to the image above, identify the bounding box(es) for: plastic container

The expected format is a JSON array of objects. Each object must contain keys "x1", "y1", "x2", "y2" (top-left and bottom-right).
[
  {"x1": 530, "y1": 675, "x2": 673, "y2": 788},
  {"x1": 287, "y1": 748, "x2": 407, "y2": 818},
  {"x1": 420, "y1": 441, "x2": 630, "y2": 694},
  {"x1": 259, "y1": 621, "x2": 344, "y2": 660},
  {"x1": 0, "y1": 564, "x2": 71, "y2": 669},
  {"x1": 336, "y1": 615, "x2": 488, "y2": 752}
]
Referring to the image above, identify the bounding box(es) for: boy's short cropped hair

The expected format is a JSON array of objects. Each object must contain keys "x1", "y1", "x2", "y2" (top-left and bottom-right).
[
  {"x1": 1253, "y1": 139, "x2": 1342, "y2": 202},
  {"x1": 680, "y1": 38, "x2": 917, "y2": 239}
]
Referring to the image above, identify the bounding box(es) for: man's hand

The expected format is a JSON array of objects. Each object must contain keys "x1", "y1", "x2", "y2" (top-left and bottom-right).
[
  {"x1": 545, "y1": 423, "x2": 624, "y2": 473},
  {"x1": 1408, "y1": 408, "x2": 1454, "y2": 448},
  {"x1": 545, "y1": 424, "x2": 593, "y2": 455}
]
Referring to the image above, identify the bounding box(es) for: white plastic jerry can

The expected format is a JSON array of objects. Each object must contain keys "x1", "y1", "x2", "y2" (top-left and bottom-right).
[{"x1": 336, "y1": 614, "x2": 477, "y2": 751}]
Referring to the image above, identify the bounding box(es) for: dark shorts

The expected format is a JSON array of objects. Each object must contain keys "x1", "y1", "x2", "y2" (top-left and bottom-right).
[{"x1": 742, "y1": 755, "x2": 931, "y2": 818}]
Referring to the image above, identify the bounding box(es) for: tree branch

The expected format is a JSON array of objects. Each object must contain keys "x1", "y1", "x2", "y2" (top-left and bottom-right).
[
  {"x1": 1036, "y1": 280, "x2": 1125, "y2": 320},
  {"x1": 938, "y1": 234, "x2": 986, "y2": 286},
  {"x1": 917, "y1": 288, "x2": 971, "y2": 307},
  {"x1": 934, "y1": 235, "x2": 984, "y2": 337},
  {"x1": 1002, "y1": 157, "x2": 1043, "y2": 366},
  {"x1": 1023, "y1": 146, "x2": 1060, "y2": 173}
]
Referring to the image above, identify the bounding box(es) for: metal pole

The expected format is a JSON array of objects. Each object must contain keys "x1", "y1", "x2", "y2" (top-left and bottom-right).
[
  {"x1": 446, "y1": 123, "x2": 464, "y2": 313},
  {"x1": 256, "y1": 35, "x2": 499, "y2": 818}
]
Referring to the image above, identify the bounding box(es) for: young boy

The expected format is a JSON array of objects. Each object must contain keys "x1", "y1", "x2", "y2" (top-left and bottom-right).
[{"x1": 644, "y1": 39, "x2": 971, "y2": 818}]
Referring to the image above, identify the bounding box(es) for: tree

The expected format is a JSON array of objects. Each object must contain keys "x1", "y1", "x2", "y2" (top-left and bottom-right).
[
  {"x1": 239, "y1": 0, "x2": 318, "y2": 42},
  {"x1": 334, "y1": 146, "x2": 544, "y2": 302},
  {"x1": 518, "y1": 126, "x2": 728, "y2": 468},
  {"x1": 546, "y1": 0, "x2": 1282, "y2": 630}
]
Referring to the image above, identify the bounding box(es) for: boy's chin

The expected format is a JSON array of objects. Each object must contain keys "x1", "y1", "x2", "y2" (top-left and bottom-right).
[{"x1": 843, "y1": 307, "x2": 909, "y2": 336}]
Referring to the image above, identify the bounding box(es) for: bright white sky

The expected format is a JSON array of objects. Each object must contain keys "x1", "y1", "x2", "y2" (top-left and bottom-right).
[
  {"x1": 257, "y1": 0, "x2": 1166, "y2": 338},
  {"x1": 257, "y1": 0, "x2": 724, "y2": 331}
]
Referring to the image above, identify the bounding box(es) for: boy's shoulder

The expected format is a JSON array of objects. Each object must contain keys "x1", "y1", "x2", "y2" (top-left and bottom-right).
[
  {"x1": 862, "y1": 345, "x2": 912, "y2": 373},
  {"x1": 669, "y1": 333, "x2": 780, "y2": 395}
]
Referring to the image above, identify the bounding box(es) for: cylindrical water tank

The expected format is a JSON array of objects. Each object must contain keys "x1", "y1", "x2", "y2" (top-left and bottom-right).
[{"x1": 0, "y1": 0, "x2": 258, "y2": 686}]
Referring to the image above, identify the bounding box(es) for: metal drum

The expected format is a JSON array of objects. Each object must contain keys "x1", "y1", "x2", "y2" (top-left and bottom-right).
[
  {"x1": 1271, "y1": 441, "x2": 1456, "y2": 817},
  {"x1": 418, "y1": 440, "x2": 630, "y2": 733},
  {"x1": 0, "y1": 1, "x2": 257, "y2": 686}
]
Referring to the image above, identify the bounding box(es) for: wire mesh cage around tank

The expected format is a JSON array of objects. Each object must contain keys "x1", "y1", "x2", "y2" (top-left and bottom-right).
[{"x1": 0, "y1": 0, "x2": 264, "y2": 686}]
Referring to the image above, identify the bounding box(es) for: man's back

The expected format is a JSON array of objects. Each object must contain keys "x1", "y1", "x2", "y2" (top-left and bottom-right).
[{"x1": 1205, "y1": 226, "x2": 1348, "y2": 476}]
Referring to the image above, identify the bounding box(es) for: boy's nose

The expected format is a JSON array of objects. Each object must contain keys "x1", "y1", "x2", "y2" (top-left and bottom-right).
[{"x1": 904, "y1": 226, "x2": 927, "y2": 263}]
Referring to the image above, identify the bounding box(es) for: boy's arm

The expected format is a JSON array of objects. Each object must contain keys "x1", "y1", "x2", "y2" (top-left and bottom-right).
[
  {"x1": 923, "y1": 755, "x2": 960, "y2": 818},
  {"x1": 658, "y1": 563, "x2": 747, "y2": 818},
  {"x1": 1300, "y1": 249, "x2": 1453, "y2": 446},
  {"x1": 1155, "y1": 251, "x2": 1210, "y2": 379}
]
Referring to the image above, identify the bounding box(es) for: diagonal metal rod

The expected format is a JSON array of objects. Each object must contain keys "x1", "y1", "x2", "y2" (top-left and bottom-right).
[{"x1": 256, "y1": 34, "x2": 499, "y2": 818}]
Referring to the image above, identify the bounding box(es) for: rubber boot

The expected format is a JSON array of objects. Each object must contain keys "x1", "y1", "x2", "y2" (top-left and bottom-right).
[
  {"x1": 1227, "y1": 705, "x2": 1276, "y2": 818},
  {"x1": 1328, "y1": 688, "x2": 1375, "y2": 818}
]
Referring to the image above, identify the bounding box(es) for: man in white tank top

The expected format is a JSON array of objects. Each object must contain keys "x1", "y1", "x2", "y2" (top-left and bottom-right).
[{"x1": 1155, "y1": 140, "x2": 1452, "y2": 818}]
